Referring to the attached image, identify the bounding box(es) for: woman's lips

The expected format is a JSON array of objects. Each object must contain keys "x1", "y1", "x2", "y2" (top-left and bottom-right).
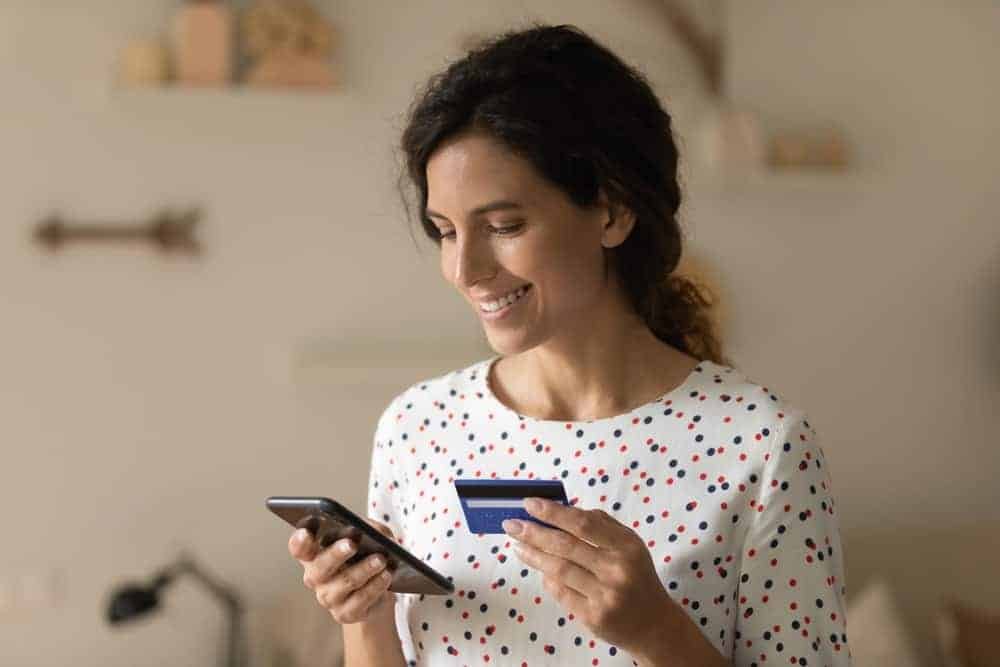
[{"x1": 478, "y1": 284, "x2": 532, "y2": 320}]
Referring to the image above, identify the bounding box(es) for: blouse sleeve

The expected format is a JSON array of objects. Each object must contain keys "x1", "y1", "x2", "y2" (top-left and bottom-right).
[
  {"x1": 732, "y1": 410, "x2": 852, "y2": 667},
  {"x1": 365, "y1": 392, "x2": 410, "y2": 545}
]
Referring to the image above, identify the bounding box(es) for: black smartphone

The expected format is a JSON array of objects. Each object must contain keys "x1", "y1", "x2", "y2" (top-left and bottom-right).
[{"x1": 266, "y1": 496, "x2": 454, "y2": 596}]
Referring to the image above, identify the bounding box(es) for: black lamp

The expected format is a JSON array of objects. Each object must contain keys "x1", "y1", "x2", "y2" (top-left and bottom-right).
[{"x1": 106, "y1": 551, "x2": 246, "y2": 667}]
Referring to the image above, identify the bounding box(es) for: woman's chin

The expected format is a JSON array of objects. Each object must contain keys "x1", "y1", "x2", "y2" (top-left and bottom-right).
[{"x1": 483, "y1": 329, "x2": 536, "y2": 356}]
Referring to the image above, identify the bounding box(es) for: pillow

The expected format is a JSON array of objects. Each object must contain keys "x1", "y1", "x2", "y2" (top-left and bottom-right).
[
  {"x1": 846, "y1": 577, "x2": 923, "y2": 667},
  {"x1": 938, "y1": 600, "x2": 1000, "y2": 667}
]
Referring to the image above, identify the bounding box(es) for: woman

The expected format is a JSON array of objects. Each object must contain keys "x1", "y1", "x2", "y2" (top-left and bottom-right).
[{"x1": 289, "y1": 24, "x2": 851, "y2": 667}]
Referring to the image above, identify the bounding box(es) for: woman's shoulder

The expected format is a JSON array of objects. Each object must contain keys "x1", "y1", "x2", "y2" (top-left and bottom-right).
[
  {"x1": 692, "y1": 361, "x2": 827, "y2": 501},
  {"x1": 696, "y1": 358, "x2": 812, "y2": 435},
  {"x1": 395, "y1": 356, "x2": 490, "y2": 403}
]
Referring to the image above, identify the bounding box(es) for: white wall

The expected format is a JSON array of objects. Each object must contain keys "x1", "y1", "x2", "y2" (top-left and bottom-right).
[{"x1": 0, "y1": 1, "x2": 996, "y2": 665}]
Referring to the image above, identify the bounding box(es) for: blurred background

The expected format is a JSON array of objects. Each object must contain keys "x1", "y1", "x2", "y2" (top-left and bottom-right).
[{"x1": 1, "y1": 1, "x2": 997, "y2": 666}]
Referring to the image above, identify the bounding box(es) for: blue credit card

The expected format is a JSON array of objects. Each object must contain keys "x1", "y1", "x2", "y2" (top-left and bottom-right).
[{"x1": 454, "y1": 479, "x2": 569, "y2": 534}]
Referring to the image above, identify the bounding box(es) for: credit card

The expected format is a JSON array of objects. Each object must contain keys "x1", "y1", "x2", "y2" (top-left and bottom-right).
[{"x1": 454, "y1": 479, "x2": 569, "y2": 534}]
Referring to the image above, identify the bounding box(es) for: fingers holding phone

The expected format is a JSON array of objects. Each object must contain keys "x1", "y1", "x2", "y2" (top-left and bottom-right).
[
  {"x1": 288, "y1": 518, "x2": 397, "y2": 624},
  {"x1": 268, "y1": 496, "x2": 453, "y2": 596}
]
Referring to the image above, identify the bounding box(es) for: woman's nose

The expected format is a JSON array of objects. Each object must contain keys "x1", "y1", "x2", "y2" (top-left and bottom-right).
[{"x1": 453, "y1": 237, "x2": 494, "y2": 288}]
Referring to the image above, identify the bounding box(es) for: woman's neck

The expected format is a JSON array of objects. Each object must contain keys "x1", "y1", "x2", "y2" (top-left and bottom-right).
[{"x1": 490, "y1": 329, "x2": 700, "y2": 422}]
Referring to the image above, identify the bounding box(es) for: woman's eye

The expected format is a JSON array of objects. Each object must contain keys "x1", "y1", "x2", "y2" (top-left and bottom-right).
[
  {"x1": 491, "y1": 223, "x2": 524, "y2": 236},
  {"x1": 437, "y1": 223, "x2": 523, "y2": 241}
]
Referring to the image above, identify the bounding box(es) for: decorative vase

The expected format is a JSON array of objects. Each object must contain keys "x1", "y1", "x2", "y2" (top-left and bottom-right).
[
  {"x1": 118, "y1": 38, "x2": 170, "y2": 87},
  {"x1": 171, "y1": 0, "x2": 233, "y2": 86}
]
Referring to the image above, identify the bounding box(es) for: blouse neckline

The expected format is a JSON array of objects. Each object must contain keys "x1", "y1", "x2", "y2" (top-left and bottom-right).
[{"x1": 478, "y1": 354, "x2": 710, "y2": 426}]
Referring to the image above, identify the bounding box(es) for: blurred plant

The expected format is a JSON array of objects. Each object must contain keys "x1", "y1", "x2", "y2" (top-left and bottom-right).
[
  {"x1": 240, "y1": 0, "x2": 337, "y2": 88},
  {"x1": 242, "y1": 0, "x2": 334, "y2": 59}
]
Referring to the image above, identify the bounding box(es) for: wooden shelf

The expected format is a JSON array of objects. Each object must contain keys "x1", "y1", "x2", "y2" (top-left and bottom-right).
[
  {"x1": 684, "y1": 166, "x2": 878, "y2": 199},
  {"x1": 106, "y1": 84, "x2": 358, "y2": 126},
  {"x1": 111, "y1": 84, "x2": 340, "y2": 99}
]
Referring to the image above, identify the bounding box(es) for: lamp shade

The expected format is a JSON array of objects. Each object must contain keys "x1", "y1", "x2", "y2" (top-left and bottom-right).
[
  {"x1": 104, "y1": 557, "x2": 244, "y2": 666},
  {"x1": 106, "y1": 583, "x2": 160, "y2": 624}
]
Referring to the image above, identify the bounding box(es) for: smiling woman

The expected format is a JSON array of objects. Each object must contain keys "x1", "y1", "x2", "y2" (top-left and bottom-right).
[
  {"x1": 396, "y1": 28, "x2": 728, "y2": 372},
  {"x1": 333, "y1": 23, "x2": 852, "y2": 667}
]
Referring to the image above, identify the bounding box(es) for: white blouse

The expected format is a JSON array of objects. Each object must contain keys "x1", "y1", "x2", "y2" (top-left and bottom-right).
[{"x1": 366, "y1": 356, "x2": 851, "y2": 666}]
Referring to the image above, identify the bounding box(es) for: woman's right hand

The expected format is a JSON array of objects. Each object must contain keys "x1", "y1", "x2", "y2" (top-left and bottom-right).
[{"x1": 288, "y1": 518, "x2": 397, "y2": 625}]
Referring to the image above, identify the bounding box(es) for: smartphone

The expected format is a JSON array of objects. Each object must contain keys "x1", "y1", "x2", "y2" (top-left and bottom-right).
[{"x1": 266, "y1": 496, "x2": 454, "y2": 596}]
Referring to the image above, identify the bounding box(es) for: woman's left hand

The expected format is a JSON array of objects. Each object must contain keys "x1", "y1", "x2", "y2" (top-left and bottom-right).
[{"x1": 502, "y1": 496, "x2": 680, "y2": 660}]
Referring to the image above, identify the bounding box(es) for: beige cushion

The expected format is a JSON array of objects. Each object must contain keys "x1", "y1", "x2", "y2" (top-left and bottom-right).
[
  {"x1": 846, "y1": 577, "x2": 923, "y2": 667},
  {"x1": 938, "y1": 601, "x2": 1000, "y2": 667}
]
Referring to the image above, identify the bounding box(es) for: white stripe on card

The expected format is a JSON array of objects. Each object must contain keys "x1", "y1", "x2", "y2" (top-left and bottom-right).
[{"x1": 466, "y1": 499, "x2": 526, "y2": 508}]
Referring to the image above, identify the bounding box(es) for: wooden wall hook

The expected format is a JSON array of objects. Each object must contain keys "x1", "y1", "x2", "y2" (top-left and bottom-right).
[{"x1": 34, "y1": 208, "x2": 202, "y2": 255}]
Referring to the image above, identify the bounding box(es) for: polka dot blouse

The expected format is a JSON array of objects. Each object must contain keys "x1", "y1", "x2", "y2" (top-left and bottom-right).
[{"x1": 366, "y1": 356, "x2": 851, "y2": 666}]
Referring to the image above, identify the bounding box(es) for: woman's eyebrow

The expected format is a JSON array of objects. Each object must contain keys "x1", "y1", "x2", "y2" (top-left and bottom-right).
[{"x1": 426, "y1": 200, "x2": 523, "y2": 222}]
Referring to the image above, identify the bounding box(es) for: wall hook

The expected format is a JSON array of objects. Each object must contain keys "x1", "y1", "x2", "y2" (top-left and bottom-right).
[{"x1": 34, "y1": 208, "x2": 202, "y2": 255}]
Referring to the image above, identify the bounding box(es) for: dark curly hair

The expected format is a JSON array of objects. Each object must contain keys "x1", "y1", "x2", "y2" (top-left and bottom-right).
[{"x1": 396, "y1": 23, "x2": 731, "y2": 367}]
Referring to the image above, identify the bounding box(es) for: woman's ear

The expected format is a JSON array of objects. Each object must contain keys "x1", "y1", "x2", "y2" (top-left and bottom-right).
[{"x1": 599, "y1": 194, "x2": 637, "y2": 249}]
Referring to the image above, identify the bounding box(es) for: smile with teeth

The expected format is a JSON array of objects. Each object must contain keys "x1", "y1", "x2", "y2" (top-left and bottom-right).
[{"x1": 480, "y1": 285, "x2": 531, "y2": 312}]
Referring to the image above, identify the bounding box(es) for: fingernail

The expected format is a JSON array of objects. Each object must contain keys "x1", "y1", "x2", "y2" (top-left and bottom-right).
[
  {"x1": 339, "y1": 540, "x2": 354, "y2": 554},
  {"x1": 524, "y1": 497, "x2": 543, "y2": 513},
  {"x1": 502, "y1": 519, "x2": 523, "y2": 535},
  {"x1": 294, "y1": 529, "x2": 307, "y2": 545}
]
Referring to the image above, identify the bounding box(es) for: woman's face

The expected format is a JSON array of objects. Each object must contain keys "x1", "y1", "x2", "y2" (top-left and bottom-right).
[{"x1": 425, "y1": 130, "x2": 630, "y2": 355}]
